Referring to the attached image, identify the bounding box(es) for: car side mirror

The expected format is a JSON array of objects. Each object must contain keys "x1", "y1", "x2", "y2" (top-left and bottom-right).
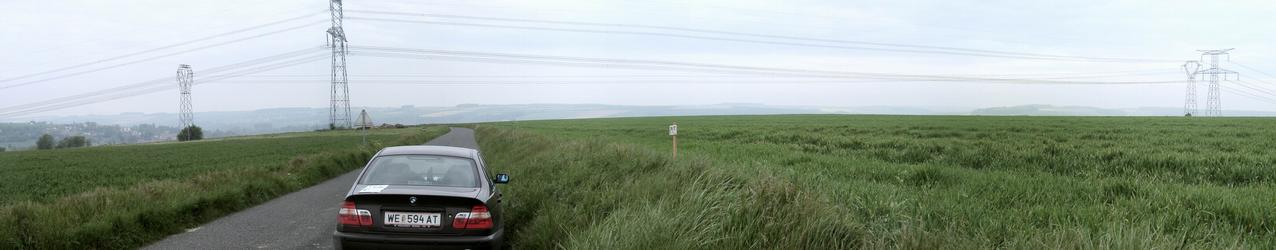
[{"x1": 494, "y1": 173, "x2": 510, "y2": 184}]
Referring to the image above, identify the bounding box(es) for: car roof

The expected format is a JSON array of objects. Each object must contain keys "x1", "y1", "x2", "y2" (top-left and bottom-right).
[{"x1": 377, "y1": 145, "x2": 477, "y2": 158}]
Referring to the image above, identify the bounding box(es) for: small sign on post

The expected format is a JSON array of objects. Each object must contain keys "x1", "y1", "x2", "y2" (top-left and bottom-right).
[
  {"x1": 669, "y1": 122, "x2": 678, "y2": 160},
  {"x1": 357, "y1": 109, "x2": 372, "y2": 145}
]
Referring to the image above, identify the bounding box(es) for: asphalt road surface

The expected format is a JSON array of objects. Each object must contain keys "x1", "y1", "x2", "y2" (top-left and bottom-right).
[{"x1": 144, "y1": 127, "x2": 479, "y2": 250}]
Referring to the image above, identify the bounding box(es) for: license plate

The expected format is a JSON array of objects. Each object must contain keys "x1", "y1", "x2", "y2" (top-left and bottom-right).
[{"x1": 383, "y1": 212, "x2": 442, "y2": 227}]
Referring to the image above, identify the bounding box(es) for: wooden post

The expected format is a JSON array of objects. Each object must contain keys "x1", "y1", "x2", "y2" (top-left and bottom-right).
[
  {"x1": 669, "y1": 122, "x2": 678, "y2": 160},
  {"x1": 357, "y1": 109, "x2": 371, "y2": 145}
]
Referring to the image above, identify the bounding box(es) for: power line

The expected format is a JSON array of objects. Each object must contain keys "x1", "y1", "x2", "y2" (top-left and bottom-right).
[
  {"x1": 1222, "y1": 84, "x2": 1276, "y2": 105},
  {"x1": 210, "y1": 72, "x2": 1176, "y2": 81},
  {"x1": 0, "y1": 47, "x2": 325, "y2": 115},
  {"x1": 207, "y1": 70, "x2": 1179, "y2": 84},
  {"x1": 1, "y1": 44, "x2": 1178, "y2": 118},
  {"x1": 625, "y1": 0, "x2": 1146, "y2": 48},
  {"x1": 352, "y1": 51, "x2": 1182, "y2": 85},
  {"x1": 1232, "y1": 79, "x2": 1276, "y2": 97},
  {"x1": 0, "y1": 53, "x2": 326, "y2": 118},
  {"x1": 374, "y1": 0, "x2": 1140, "y2": 52},
  {"x1": 345, "y1": 10, "x2": 1176, "y2": 63},
  {"x1": 212, "y1": 69, "x2": 1176, "y2": 80},
  {"x1": 12, "y1": 5, "x2": 318, "y2": 60},
  {"x1": 956, "y1": 69, "x2": 1178, "y2": 80},
  {"x1": 208, "y1": 74, "x2": 755, "y2": 78},
  {"x1": 0, "y1": 12, "x2": 326, "y2": 85},
  {"x1": 200, "y1": 79, "x2": 900, "y2": 85},
  {"x1": 0, "y1": 20, "x2": 326, "y2": 91},
  {"x1": 0, "y1": 54, "x2": 328, "y2": 118},
  {"x1": 203, "y1": 77, "x2": 1181, "y2": 87},
  {"x1": 347, "y1": 46, "x2": 1182, "y2": 85},
  {"x1": 346, "y1": 16, "x2": 1092, "y2": 62},
  {"x1": 347, "y1": 16, "x2": 1159, "y2": 63},
  {"x1": 349, "y1": 9, "x2": 1172, "y2": 62},
  {"x1": 1230, "y1": 61, "x2": 1276, "y2": 80},
  {"x1": 0, "y1": 48, "x2": 327, "y2": 118}
]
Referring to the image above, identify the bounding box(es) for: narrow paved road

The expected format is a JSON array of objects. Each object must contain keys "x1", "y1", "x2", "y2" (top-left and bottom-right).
[{"x1": 145, "y1": 127, "x2": 478, "y2": 250}]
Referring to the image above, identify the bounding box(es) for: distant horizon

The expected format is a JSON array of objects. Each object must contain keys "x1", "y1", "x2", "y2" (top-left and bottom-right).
[
  {"x1": 7, "y1": 103, "x2": 1276, "y2": 124},
  {"x1": 5, "y1": 103, "x2": 1272, "y2": 150}
]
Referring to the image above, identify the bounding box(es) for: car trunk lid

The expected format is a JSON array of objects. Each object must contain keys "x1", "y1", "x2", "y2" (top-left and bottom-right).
[
  {"x1": 345, "y1": 185, "x2": 486, "y2": 235},
  {"x1": 352, "y1": 184, "x2": 481, "y2": 199}
]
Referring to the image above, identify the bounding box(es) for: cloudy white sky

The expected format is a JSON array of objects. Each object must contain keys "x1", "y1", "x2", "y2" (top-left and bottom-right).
[{"x1": 1, "y1": 0, "x2": 1274, "y2": 118}]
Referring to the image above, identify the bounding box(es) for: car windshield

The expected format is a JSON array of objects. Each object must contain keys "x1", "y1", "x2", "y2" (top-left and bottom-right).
[{"x1": 359, "y1": 155, "x2": 479, "y2": 188}]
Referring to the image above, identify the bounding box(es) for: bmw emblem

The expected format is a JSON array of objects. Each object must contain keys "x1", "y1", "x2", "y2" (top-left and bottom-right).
[{"x1": 409, "y1": 196, "x2": 417, "y2": 205}]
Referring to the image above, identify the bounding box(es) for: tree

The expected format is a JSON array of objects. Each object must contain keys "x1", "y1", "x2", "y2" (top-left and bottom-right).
[
  {"x1": 0, "y1": 147, "x2": 6, "y2": 152},
  {"x1": 55, "y1": 136, "x2": 89, "y2": 149},
  {"x1": 36, "y1": 134, "x2": 54, "y2": 150},
  {"x1": 177, "y1": 125, "x2": 203, "y2": 141}
]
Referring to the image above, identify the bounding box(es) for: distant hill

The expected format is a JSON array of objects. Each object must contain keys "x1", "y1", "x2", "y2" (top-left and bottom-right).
[
  {"x1": 4, "y1": 103, "x2": 968, "y2": 135},
  {"x1": 0, "y1": 103, "x2": 973, "y2": 149},
  {"x1": 972, "y1": 105, "x2": 1127, "y2": 116},
  {"x1": 971, "y1": 105, "x2": 1276, "y2": 116},
  {"x1": 7, "y1": 103, "x2": 1272, "y2": 149}
]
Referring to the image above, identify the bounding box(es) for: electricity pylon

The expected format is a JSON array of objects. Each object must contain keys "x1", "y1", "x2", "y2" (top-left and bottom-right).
[
  {"x1": 1182, "y1": 61, "x2": 1200, "y2": 116},
  {"x1": 1194, "y1": 49, "x2": 1239, "y2": 117},
  {"x1": 327, "y1": 0, "x2": 352, "y2": 129},
  {"x1": 176, "y1": 64, "x2": 194, "y2": 136}
]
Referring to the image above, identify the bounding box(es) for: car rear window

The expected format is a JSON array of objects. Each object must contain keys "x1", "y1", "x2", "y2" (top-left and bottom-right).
[{"x1": 359, "y1": 155, "x2": 479, "y2": 187}]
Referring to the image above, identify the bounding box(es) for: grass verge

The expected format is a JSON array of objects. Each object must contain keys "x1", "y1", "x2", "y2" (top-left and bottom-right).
[
  {"x1": 477, "y1": 114, "x2": 1276, "y2": 249},
  {"x1": 477, "y1": 127, "x2": 860, "y2": 249}
]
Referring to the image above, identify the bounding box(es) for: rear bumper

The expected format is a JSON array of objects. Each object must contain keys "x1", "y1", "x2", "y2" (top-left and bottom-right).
[{"x1": 333, "y1": 229, "x2": 503, "y2": 250}]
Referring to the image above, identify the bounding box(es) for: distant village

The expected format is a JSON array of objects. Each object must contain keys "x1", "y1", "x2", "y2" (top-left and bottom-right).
[{"x1": 0, "y1": 122, "x2": 182, "y2": 151}]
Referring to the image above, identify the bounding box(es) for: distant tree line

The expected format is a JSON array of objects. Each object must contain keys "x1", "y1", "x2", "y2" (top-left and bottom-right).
[
  {"x1": 36, "y1": 134, "x2": 52, "y2": 149},
  {"x1": 177, "y1": 125, "x2": 203, "y2": 142},
  {"x1": 35, "y1": 134, "x2": 90, "y2": 150},
  {"x1": 57, "y1": 136, "x2": 90, "y2": 148}
]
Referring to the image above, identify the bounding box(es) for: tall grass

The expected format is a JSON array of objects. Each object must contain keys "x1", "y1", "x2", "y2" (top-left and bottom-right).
[
  {"x1": 479, "y1": 115, "x2": 1276, "y2": 249},
  {"x1": 0, "y1": 126, "x2": 447, "y2": 249},
  {"x1": 477, "y1": 127, "x2": 860, "y2": 249}
]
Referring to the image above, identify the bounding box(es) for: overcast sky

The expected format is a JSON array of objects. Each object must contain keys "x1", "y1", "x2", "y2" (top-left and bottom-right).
[{"x1": 1, "y1": 0, "x2": 1274, "y2": 118}]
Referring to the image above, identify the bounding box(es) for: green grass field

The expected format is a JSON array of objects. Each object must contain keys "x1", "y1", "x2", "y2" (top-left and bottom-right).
[
  {"x1": 0, "y1": 127, "x2": 446, "y2": 249},
  {"x1": 476, "y1": 115, "x2": 1276, "y2": 249}
]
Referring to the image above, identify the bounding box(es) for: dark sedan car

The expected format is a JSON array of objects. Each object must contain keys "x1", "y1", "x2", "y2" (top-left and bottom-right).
[{"x1": 334, "y1": 145, "x2": 509, "y2": 250}]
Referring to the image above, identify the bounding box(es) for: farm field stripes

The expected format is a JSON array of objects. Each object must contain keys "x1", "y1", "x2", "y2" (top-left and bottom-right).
[
  {"x1": 0, "y1": 129, "x2": 412, "y2": 204},
  {"x1": 479, "y1": 115, "x2": 1276, "y2": 248},
  {"x1": 503, "y1": 115, "x2": 1276, "y2": 186},
  {"x1": 0, "y1": 126, "x2": 448, "y2": 249}
]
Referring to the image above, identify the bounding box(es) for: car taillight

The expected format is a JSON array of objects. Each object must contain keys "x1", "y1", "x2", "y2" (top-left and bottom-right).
[
  {"x1": 338, "y1": 201, "x2": 373, "y2": 227},
  {"x1": 452, "y1": 204, "x2": 493, "y2": 230}
]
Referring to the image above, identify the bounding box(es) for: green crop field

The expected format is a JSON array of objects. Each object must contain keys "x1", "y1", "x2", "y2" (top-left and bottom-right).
[
  {"x1": 0, "y1": 126, "x2": 447, "y2": 249},
  {"x1": 475, "y1": 115, "x2": 1276, "y2": 249}
]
